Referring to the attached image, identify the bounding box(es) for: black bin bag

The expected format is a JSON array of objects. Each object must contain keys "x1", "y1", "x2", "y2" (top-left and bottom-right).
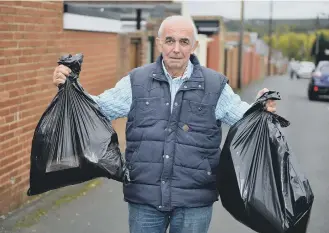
[
  {"x1": 217, "y1": 91, "x2": 314, "y2": 233},
  {"x1": 27, "y1": 53, "x2": 126, "y2": 196}
]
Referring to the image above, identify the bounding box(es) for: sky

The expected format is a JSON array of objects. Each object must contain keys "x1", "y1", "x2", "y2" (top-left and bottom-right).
[{"x1": 176, "y1": 1, "x2": 329, "y2": 20}]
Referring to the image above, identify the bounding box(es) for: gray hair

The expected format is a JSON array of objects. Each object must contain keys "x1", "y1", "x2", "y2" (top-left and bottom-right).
[{"x1": 157, "y1": 15, "x2": 198, "y2": 43}]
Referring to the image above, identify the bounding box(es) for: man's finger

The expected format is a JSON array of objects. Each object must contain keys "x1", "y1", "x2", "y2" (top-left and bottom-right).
[
  {"x1": 55, "y1": 79, "x2": 66, "y2": 85},
  {"x1": 58, "y1": 68, "x2": 71, "y2": 77},
  {"x1": 266, "y1": 100, "x2": 276, "y2": 113},
  {"x1": 56, "y1": 72, "x2": 67, "y2": 82},
  {"x1": 266, "y1": 100, "x2": 275, "y2": 107},
  {"x1": 256, "y1": 88, "x2": 270, "y2": 99},
  {"x1": 260, "y1": 88, "x2": 269, "y2": 95},
  {"x1": 267, "y1": 107, "x2": 276, "y2": 113},
  {"x1": 58, "y1": 65, "x2": 71, "y2": 76}
]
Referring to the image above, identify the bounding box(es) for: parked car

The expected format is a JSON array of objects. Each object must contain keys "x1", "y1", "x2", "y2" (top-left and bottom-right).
[
  {"x1": 293, "y1": 61, "x2": 315, "y2": 79},
  {"x1": 308, "y1": 61, "x2": 329, "y2": 100}
]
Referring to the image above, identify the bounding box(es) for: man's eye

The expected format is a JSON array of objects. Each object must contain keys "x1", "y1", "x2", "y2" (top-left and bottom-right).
[
  {"x1": 165, "y1": 39, "x2": 174, "y2": 44},
  {"x1": 180, "y1": 40, "x2": 189, "y2": 45}
]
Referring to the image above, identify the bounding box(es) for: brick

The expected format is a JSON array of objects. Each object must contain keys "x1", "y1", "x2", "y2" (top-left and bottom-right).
[
  {"x1": 8, "y1": 121, "x2": 18, "y2": 131},
  {"x1": 19, "y1": 131, "x2": 34, "y2": 142},
  {"x1": 10, "y1": 88, "x2": 27, "y2": 97},
  {"x1": 0, "y1": 173, "x2": 10, "y2": 185},
  {"x1": 20, "y1": 1, "x2": 43, "y2": 8},
  {"x1": 0, "y1": 152, "x2": 19, "y2": 168},
  {"x1": 0, "y1": 107, "x2": 10, "y2": 117},
  {"x1": 19, "y1": 102, "x2": 49, "y2": 117},
  {"x1": 9, "y1": 106, "x2": 19, "y2": 114},
  {"x1": 9, "y1": 168, "x2": 19, "y2": 178},
  {"x1": 18, "y1": 70, "x2": 38, "y2": 80},
  {"x1": 14, "y1": 15, "x2": 41, "y2": 24},
  {"x1": 18, "y1": 40, "x2": 47, "y2": 48},
  {"x1": 42, "y1": 17, "x2": 60, "y2": 25},
  {"x1": 10, "y1": 63, "x2": 40, "y2": 75},
  {"x1": 0, "y1": 23, "x2": 18, "y2": 31},
  {"x1": 0, "y1": 48, "x2": 21, "y2": 56},
  {"x1": 0, "y1": 181, "x2": 12, "y2": 194},
  {"x1": 18, "y1": 171, "x2": 30, "y2": 184},
  {"x1": 0, "y1": 130, "x2": 16, "y2": 143},
  {"x1": 17, "y1": 159, "x2": 30, "y2": 171},
  {"x1": 42, "y1": 2, "x2": 61, "y2": 10},
  {"x1": 5, "y1": 114, "x2": 15, "y2": 123},
  {"x1": 20, "y1": 47, "x2": 48, "y2": 55},
  {"x1": 0, "y1": 116, "x2": 4, "y2": 124},
  {"x1": 0, "y1": 157, "x2": 22, "y2": 177},
  {"x1": 0, "y1": 57, "x2": 19, "y2": 66},
  {"x1": 0, "y1": 32, "x2": 14, "y2": 40},
  {"x1": 0, "y1": 1, "x2": 20, "y2": 6},
  {"x1": 18, "y1": 54, "x2": 55, "y2": 64},
  {"x1": 0, "y1": 5, "x2": 17, "y2": 14},
  {"x1": 0, "y1": 97, "x2": 20, "y2": 110},
  {"x1": 16, "y1": 114, "x2": 39, "y2": 128},
  {"x1": 0, "y1": 40, "x2": 18, "y2": 49},
  {"x1": 39, "y1": 10, "x2": 61, "y2": 17},
  {"x1": 1, "y1": 144, "x2": 23, "y2": 161},
  {"x1": 0, "y1": 90, "x2": 10, "y2": 101}
]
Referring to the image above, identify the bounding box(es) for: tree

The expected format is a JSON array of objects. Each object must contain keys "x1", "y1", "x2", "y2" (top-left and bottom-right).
[{"x1": 262, "y1": 29, "x2": 329, "y2": 61}]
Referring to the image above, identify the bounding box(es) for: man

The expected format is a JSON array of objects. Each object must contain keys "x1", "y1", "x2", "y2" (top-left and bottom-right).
[{"x1": 53, "y1": 15, "x2": 276, "y2": 233}]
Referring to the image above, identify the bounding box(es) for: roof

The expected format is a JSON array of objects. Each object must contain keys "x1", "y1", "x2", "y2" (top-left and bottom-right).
[
  {"x1": 64, "y1": 3, "x2": 121, "y2": 20},
  {"x1": 64, "y1": 1, "x2": 181, "y2": 20}
]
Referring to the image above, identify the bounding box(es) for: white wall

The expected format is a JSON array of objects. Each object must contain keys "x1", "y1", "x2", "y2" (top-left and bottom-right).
[
  {"x1": 120, "y1": 21, "x2": 147, "y2": 33},
  {"x1": 196, "y1": 34, "x2": 213, "y2": 67},
  {"x1": 63, "y1": 13, "x2": 123, "y2": 33}
]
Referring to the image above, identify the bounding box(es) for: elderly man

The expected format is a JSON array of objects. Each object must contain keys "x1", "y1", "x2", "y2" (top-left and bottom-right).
[{"x1": 53, "y1": 15, "x2": 276, "y2": 233}]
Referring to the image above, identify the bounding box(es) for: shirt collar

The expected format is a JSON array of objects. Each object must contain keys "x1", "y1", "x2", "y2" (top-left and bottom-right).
[{"x1": 161, "y1": 58, "x2": 194, "y2": 81}]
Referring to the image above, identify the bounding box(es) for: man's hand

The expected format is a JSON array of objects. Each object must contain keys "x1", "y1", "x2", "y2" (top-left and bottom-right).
[
  {"x1": 52, "y1": 65, "x2": 71, "y2": 87},
  {"x1": 256, "y1": 88, "x2": 277, "y2": 113}
]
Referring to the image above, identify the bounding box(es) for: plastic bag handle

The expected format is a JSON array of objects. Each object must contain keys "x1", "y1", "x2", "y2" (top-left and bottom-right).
[
  {"x1": 259, "y1": 91, "x2": 290, "y2": 128},
  {"x1": 257, "y1": 90, "x2": 281, "y2": 102},
  {"x1": 57, "y1": 53, "x2": 83, "y2": 82},
  {"x1": 245, "y1": 90, "x2": 290, "y2": 128}
]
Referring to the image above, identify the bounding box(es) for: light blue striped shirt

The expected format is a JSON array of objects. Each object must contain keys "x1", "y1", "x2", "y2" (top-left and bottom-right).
[{"x1": 92, "y1": 60, "x2": 251, "y2": 126}]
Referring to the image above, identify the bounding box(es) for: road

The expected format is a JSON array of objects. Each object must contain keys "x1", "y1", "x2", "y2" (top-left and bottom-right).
[{"x1": 1, "y1": 74, "x2": 329, "y2": 233}]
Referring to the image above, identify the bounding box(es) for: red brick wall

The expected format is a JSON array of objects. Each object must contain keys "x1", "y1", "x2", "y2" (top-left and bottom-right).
[
  {"x1": 225, "y1": 47, "x2": 239, "y2": 89},
  {"x1": 224, "y1": 45, "x2": 266, "y2": 89},
  {"x1": 207, "y1": 34, "x2": 220, "y2": 72},
  {"x1": 0, "y1": 1, "x2": 120, "y2": 214},
  {"x1": 252, "y1": 52, "x2": 261, "y2": 81},
  {"x1": 242, "y1": 51, "x2": 251, "y2": 86}
]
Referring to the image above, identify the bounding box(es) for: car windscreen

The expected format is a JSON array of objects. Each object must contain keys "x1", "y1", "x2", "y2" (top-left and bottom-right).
[{"x1": 320, "y1": 65, "x2": 329, "y2": 74}]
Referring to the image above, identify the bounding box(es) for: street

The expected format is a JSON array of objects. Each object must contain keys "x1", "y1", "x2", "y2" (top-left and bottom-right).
[{"x1": 1, "y1": 74, "x2": 329, "y2": 233}]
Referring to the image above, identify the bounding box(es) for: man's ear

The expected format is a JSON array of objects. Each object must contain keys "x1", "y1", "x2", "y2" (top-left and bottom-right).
[
  {"x1": 156, "y1": 37, "x2": 163, "y2": 53},
  {"x1": 191, "y1": 40, "x2": 199, "y2": 54}
]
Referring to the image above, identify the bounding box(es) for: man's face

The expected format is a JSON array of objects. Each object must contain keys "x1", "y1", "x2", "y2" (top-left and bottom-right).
[{"x1": 156, "y1": 20, "x2": 198, "y2": 72}]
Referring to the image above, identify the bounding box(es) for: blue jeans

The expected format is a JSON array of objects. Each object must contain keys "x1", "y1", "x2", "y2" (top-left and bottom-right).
[{"x1": 128, "y1": 203, "x2": 213, "y2": 233}]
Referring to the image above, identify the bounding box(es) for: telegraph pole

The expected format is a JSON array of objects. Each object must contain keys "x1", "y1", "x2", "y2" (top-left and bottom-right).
[
  {"x1": 315, "y1": 15, "x2": 320, "y2": 56},
  {"x1": 237, "y1": 0, "x2": 244, "y2": 89},
  {"x1": 267, "y1": 0, "x2": 273, "y2": 76}
]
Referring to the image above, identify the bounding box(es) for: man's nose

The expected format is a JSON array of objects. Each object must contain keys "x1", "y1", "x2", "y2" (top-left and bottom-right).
[{"x1": 173, "y1": 41, "x2": 180, "y2": 53}]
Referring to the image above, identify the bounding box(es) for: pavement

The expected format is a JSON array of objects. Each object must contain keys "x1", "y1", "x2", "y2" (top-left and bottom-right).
[{"x1": 1, "y1": 74, "x2": 329, "y2": 233}]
